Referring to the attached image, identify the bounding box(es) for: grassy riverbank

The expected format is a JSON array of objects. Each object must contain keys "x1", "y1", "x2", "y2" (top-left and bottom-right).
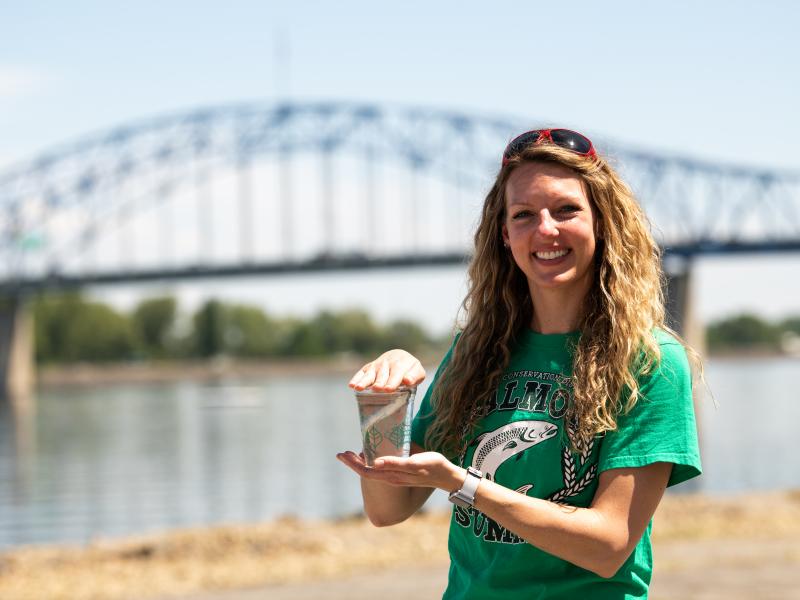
[{"x1": 2, "y1": 491, "x2": 799, "y2": 600}]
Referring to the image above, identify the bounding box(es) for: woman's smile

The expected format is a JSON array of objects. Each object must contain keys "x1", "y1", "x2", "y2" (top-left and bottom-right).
[
  {"x1": 503, "y1": 161, "x2": 598, "y2": 298},
  {"x1": 534, "y1": 248, "x2": 571, "y2": 262}
]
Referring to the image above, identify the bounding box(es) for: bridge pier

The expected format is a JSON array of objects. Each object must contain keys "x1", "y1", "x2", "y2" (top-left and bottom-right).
[
  {"x1": 664, "y1": 256, "x2": 705, "y2": 354},
  {"x1": 0, "y1": 295, "x2": 35, "y2": 408},
  {"x1": 663, "y1": 257, "x2": 706, "y2": 492}
]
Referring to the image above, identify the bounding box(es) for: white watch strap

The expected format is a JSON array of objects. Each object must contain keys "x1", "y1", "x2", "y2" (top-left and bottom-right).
[{"x1": 459, "y1": 467, "x2": 481, "y2": 500}]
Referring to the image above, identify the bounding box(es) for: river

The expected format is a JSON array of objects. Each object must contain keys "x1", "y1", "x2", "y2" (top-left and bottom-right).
[{"x1": 1, "y1": 356, "x2": 798, "y2": 549}]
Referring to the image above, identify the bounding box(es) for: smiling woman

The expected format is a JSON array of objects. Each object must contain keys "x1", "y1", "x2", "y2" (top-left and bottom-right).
[
  {"x1": 502, "y1": 161, "x2": 599, "y2": 330},
  {"x1": 338, "y1": 128, "x2": 702, "y2": 600}
]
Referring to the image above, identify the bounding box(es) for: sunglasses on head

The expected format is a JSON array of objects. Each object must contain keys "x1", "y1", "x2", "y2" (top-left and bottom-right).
[{"x1": 502, "y1": 128, "x2": 596, "y2": 165}]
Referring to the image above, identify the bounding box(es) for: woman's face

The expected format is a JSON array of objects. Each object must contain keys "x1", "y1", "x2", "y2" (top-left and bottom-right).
[{"x1": 502, "y1": 161, "x2": 600, "y2": 298}]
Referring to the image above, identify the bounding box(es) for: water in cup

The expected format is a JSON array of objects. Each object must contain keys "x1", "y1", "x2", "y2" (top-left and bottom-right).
[{"x1": 354, "y1": 386, "x2": 416, "y2": 465}]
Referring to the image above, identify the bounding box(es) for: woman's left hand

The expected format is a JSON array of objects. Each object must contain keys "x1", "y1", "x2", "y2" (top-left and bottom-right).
[{"x1": 336, "y1": 450, "x2": 464, "y2": 491}]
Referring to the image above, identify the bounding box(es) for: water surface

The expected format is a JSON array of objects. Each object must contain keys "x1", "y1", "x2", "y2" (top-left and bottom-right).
[{"x1": 1, "y1": 357, "x2": 797, "y2": 548}]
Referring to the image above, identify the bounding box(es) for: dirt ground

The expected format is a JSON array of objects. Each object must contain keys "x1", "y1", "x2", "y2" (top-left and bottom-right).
[
  {"x1": 179, "y1": 537, "x2": 800, "y2": 600},
  {"x1": 2, "y1": 491, "x2": 799, "y2": 600}
]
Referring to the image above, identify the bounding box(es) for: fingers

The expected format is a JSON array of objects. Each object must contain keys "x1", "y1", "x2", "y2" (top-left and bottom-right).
[
  {"x1": 375, "y1": 455, "x2": 426, "y2": 475},
  {"x1": 373, "y1": 459, "x2": 418, "y2": 476},
  {"x1": 337, "y1": 450, "x2": 452, "y2": 490},
  {"x1": 336, "y1": 450, "x2": 368, "y2": 474},
  {"x1": 335, "y1": 451, "x2": 409, "y2": 486},
  {"x1": 373, "y1": 359, "x2": 391, "y2": 390},
  {"x1": 368, "y1": 455, "x2": 423, "y2": 476},
  {"x1": 336, "y1": 450, "x2": 400, "y2": 472},
  {"x1": 401, "y1": 361, "x2": 426, "y2": 387},
  {"x1": 375, "y1": 452, "x2": 457, "y2": 490},
  {"x1": 349, "y1": 350, "x2": 426, "y2": 393},
  {"x1": 349, "y1": 363, "x2": 376, "y2": 390}
]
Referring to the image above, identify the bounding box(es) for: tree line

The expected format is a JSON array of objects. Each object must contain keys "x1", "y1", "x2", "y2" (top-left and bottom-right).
[
  {"x1": 30, "y1": 293, "x2": 800, "y2": 364},
  {"x1": 706, "y1": 313, "x2": 800, "y2": 353},
  {"x1": 32, "y1": 293, "x2": 445, "y2": 364}
]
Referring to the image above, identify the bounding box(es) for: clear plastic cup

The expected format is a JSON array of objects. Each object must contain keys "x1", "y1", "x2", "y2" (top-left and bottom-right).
[{"x1": 354, "y1": 386, "x2": 416, "y2": 466}]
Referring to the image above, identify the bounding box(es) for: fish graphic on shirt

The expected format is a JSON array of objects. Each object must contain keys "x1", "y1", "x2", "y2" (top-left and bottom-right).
[{"x1": 470, "y1": 420, "x2": 558, "y2": 495}]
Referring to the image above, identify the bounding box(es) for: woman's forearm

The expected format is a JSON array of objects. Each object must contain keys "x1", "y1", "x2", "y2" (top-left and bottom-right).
[
  {"x1": 341, "y1": 448, "x2": 669, "y2": 577},
  {"x1": 360, "y1": 479, "x2": 433, "y2": 526},
  {"x1": 473, "y1": 480, "x2": 622, "y2": 576},
  {"x1": 471, "y1": 463, "x2": 672, "y2": 578}
]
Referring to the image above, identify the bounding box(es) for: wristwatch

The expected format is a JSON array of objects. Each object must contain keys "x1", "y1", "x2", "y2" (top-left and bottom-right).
[{"x1": 448, "y1": 466, "x2": 483, "y2": 508}]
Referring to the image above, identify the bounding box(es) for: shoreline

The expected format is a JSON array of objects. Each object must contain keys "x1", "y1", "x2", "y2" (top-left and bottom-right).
[
  {"x1": 36, "y1": 356, "x2": 367, "y2": 388},
  {"x1": 34, "y1": 350, "x2": 798, "y2": 389},
  {"x1": 2, "y1": 490, "x2": 799, "y2": 600}
]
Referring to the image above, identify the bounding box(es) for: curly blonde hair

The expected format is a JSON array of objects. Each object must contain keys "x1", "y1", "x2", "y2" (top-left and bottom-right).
[{"x1": 425, "y1": 141, "x2": 688, "y2": 456}]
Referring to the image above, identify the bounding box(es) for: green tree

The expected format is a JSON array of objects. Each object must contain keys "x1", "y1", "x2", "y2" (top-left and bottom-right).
[
  {"x1": 778, "y1": 316, "x2": 800, "y2": 336},
  {"x1": 32, "y1": 293, "x2": 439, "y2": 364},
  {"x1": 271, "y1": 316, "x2": 306, "y2": 357},
  {"x1": 69, "y1": 302, "x2": 137, "y2": 361},
  {"x1": 277, "y1": 309, "x2": 384, "y2": 356},
  {"x1": 224, "y1": 304, "x2": 279, "y2": 357},
  {"x1": 706, "y1": 313, "x2": 780, "y2": 351},
  {"x1": 282, "y1": 319, "x2": 328, "y2": 356},
  {"x1": 379, "y1": 319, "x2": 431, "y2": 353},
  {"x1": 324, "y1": 309, "x2": 383, "y2": 354},
  {"x1": 131, "y1": 296, "x2": 177, "y2": 358},
  {"x1": 34, "y1": 293, "x2": 84, "y2": 363},
  {"x1": 33, "y1": 293, "x2": 137, "y2": 362},
  {"x1": 192, "y1": 300, "x2": 226, "y2": 357}
]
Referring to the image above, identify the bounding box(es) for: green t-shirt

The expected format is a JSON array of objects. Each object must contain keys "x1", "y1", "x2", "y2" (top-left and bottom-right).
[{"x1": 411, "y1": 328, "x2": 702, "y2": 600}]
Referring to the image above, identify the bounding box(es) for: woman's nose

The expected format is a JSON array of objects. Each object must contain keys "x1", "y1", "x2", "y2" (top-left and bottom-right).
[{"x1": 537, "y1": 210, "x2": 558, "y2": 236}]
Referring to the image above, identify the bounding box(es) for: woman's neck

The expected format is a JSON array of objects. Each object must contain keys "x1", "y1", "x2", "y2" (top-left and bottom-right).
[{"x1": 528, "y1": 284, "x2": 589, "y2": 335}]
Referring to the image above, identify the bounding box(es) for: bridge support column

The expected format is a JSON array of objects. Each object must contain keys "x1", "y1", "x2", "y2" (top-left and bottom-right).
[
  {"x1": 0, "y1": 296, "x2": 35, "y2": 407},
  {"x1": 664, "y1": 256, "x2": 705, "y2": 355},
  {"x1": 663, "y1": 256, "x2": 706, "y2": 492}
]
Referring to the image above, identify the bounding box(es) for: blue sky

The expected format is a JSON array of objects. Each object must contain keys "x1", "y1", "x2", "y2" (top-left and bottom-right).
[{"x1": 2, "y1": 1, "x2": 799, "y2": 333}]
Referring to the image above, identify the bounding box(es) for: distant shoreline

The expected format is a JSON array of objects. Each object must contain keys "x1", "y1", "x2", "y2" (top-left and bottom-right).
[
  {"x1": 705, "y1": 348, "x2": 799, "y2": 360},
  {"x1": 36, "y1": 351, "x2": 446, "y2": 388},
  {"x1": 37, "y1": 357, "x2": 363, "y2": 388},
  {"x1": 34, "y1": 348, "x2": 796, "y2": 389}
]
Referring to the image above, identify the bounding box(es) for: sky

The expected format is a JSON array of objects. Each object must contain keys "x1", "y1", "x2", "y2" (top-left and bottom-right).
[{"x1": 2, "y1": 1, "x2": 799, "y2": 335}]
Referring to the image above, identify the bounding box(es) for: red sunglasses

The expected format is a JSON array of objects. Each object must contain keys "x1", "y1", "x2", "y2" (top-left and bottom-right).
[{"x1": 502, "y1": 128, "x2": 597, "y2": 165}]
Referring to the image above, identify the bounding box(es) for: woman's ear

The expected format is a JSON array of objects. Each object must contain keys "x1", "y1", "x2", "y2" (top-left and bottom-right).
[{"x1": 502, "y1": 224, "x2": 510, "y2": 248}]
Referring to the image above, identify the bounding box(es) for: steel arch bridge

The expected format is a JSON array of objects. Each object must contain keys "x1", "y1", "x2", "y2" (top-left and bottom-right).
[{"x1": 1, "y1": 100, "x2": 800, "y2": 294}]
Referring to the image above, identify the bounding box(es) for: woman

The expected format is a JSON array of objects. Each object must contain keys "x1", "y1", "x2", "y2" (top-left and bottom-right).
[{"x1": 337, "y1": 128, "x2": 702, "y2": 599}]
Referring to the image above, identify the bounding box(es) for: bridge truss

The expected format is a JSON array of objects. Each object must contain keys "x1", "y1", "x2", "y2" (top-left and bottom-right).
[{"x1": 1, "y1": 101, "x2": 799, "y2": 293}]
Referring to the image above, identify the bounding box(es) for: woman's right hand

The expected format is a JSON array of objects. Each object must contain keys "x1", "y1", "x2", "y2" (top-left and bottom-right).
[{"x1": 348, "y1": 349, "x2": 426, "y2": 392}]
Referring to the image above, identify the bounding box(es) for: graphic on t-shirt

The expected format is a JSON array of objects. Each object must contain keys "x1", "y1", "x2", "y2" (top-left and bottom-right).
[
  {"x1": 469, "y1": 420, "x2": 559, "y2": 493},
  {"x1": 428, "y1": 332, "x2": 700, "y2": 593},
  {"x1": 547, "y1": 436, "x2": 598, "y2": 503}
]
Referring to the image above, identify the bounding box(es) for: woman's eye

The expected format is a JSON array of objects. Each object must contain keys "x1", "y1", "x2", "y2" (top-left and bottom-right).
[
  {"x1": 556, "y1": 205, "x2": 580, "y2": 217},
  {"x1": 512, "y1": 211, "x2": 531, "y2": 220}
]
